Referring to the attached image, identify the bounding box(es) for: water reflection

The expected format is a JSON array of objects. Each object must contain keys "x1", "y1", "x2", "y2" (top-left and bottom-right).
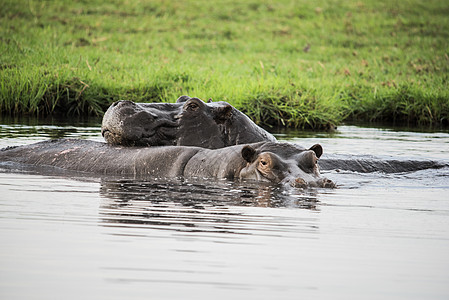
[
  {"x1": 274, "y1": 125, "x2": 449, "y2": 161},
  {"x1": 2, "y1": 120, "x2": 449, "y2": 299},
  {"x1": 0, "y1": 119, "x2": 103, "y2": 148},
  {"x1": 98, "y1": 178, "x2": 321, "y2": 235}
]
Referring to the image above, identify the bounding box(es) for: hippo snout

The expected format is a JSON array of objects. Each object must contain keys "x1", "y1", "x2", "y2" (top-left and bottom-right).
[
  {"x1": 320, "y1": 178, "x2": 336, "y2": 188},
  {"x1": 292, "y1": 178, "x2": 307, "y2": 188},
  {"x1": 290, "y1": 177, "x2": 336, "y2": 189}
]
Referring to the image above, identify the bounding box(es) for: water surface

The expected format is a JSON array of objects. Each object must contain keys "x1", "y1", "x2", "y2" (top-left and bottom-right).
[{"x1": 1, "y1": 121, "x2": 448, "y2": 299}]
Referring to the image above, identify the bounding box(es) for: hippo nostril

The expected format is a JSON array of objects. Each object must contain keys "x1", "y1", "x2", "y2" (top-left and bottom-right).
[
  {"x1": 101, "y1": 128, "x2": 109, "y2": 137},
  {"x1": 224, "y1": 105, "x2": 232, "y2": 116},
  {"x1": 322, "y1": 178, "x2": 336, "y2": 188},
  {"x1": 292, "y1": 178, "x2": 307, "y2": 188}
]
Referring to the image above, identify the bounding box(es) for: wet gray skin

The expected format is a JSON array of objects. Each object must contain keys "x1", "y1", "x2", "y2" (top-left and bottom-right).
[
  {"x1": 2, "y1": 139, "x2": 447, "y2": 188},
  {"x1": 101, "y1": 96, "x2": 276, "y2": 148},
  {"x1": 318, "y1": 157, "x2": 447, "y2": 173},
  {"x1": 0, "y1": 139, "x2": 334, "y2": 189},
  {"x1": 238, "y1": 142, "x2": 335, "y2": 188},
  {"x1": 101, "y1": 100, "x2": 179, "y2": 146}
]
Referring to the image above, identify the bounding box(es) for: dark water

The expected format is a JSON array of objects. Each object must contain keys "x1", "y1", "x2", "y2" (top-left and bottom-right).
[{"x1": 1, "y1": 121, "x2": 449, "y2": 299}]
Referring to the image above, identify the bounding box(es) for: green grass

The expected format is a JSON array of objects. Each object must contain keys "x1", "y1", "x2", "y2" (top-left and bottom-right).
[{"x1": 1, "y1": 0, "x2": 448, "y2": 128}]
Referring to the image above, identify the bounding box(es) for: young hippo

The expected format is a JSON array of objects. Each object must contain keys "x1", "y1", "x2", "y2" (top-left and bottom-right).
[
  {"x1": 0, "y1": 139, "x2": 334, "y2": 188},
  {"x1": 101, "y1": 96, "x2": 276, "y2": 149}
]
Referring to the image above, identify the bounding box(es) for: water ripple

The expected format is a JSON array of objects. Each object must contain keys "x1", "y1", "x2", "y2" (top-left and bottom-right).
[{"x1": 98, "y1": 178, "x2": 321, "y2": 238}]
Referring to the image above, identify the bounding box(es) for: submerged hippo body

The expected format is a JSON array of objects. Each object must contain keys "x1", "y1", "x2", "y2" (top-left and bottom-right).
[
  {"x1": 318, "y1": 157, "x2": 447, "y2": 173},
  {"x1": 101, "y1": 96, "x2": 276, "y2": 148},
  {"x1": 0, "y1": 139, "x2": 333, "y2": 188}
]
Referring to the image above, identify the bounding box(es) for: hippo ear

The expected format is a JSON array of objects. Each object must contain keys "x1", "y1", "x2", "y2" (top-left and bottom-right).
[
  {"x1": 309, "y1": 144, "x2": 323, "y2": 158},
  {"x1": 176, "y1": 95, "x2": 190, "y2": 103},
  {"x1": 242, "y1": 146, "x2": 258, "y2": 163},
  {"x1": 215, "y1": 104, "x2": 233, "y2": 121},
  {"x1": 207, "y1": 98, "x2": 213, "y2": 103}
]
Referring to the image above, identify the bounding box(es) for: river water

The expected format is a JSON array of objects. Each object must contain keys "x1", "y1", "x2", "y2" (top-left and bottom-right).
[{"x1": 1, "y1": 119, "x2": 448, "y2": 300}]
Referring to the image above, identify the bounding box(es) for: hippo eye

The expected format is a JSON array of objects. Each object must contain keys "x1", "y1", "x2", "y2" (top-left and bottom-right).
[
  {"x1": 260, "y1": 160, "x2": 267, "y2": 166},
  {"x1": 187, "y1": 103, "x2": 199, "y2": 111}
]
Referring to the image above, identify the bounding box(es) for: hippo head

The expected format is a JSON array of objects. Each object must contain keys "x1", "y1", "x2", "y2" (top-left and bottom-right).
[
  {"x1": 101, "y1": 100, "x2": 179, "y2": 146},
  {"x1": 101, "y1": 96, "x2": 276, "y2": 148},
  {"x1": 239, "y1": 142, "x2": 335, "y2": 188},
  {"x1": 175, "y1": 96, "x2": 276, "y2": 147}
]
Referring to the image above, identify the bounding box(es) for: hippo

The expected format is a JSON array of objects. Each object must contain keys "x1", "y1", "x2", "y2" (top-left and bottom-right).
[
  {"x1": 318, "y1": 157, "x2": 447, "y2": 173},
  {"x1": 0, "y1": 139, "x2": 334, "y2": 188},
  {"x1": 101, "y1": 96, "x2": 276, "y2": 148}
]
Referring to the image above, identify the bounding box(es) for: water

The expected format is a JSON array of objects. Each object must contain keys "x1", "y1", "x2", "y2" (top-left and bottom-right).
[{"x1": 1, "y1": 120, "x2": 449, "y2": 300}]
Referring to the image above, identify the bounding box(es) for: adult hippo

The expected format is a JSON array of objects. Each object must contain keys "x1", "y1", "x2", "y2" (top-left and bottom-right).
[
  {"x1": 0, "y1": 139, "x2": 334, "y2": 188},
  {"x1": 101, "y1": 96, "x2": 276, "y2": 148}
]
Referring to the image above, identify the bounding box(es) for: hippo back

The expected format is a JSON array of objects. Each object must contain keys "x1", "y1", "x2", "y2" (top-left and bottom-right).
[{"x1": 0, "y1": 139, "x2": 201, "y2": 177}]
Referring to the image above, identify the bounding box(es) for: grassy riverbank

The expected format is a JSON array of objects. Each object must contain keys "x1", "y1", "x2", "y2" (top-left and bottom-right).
[{"x1": 1, "y1": 0, "x2": 448, "y2": 128}]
